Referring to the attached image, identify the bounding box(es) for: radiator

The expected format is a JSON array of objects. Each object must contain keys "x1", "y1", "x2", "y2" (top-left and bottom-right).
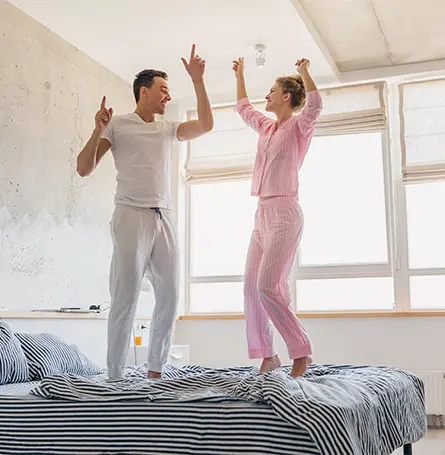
[{"x1": 412, "y1": 371, "x2": 445, "y2": 415}]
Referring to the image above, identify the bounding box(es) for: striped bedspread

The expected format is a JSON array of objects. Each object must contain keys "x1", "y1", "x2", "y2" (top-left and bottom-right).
[{"x1": 29, "y1": 364, "x2": 427, "y2": 455}]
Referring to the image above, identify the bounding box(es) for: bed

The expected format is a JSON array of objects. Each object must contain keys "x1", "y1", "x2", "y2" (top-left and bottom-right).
[{"x1": 0, "y1": 364, "x2": 426, "y2": 455}]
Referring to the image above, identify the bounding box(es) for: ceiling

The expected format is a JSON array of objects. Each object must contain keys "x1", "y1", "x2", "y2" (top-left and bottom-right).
[
  {"x1": 7, "y1": 0, "x2": 445, "y2": 103},
  {"x1": 298, "y1": 0, "x2": 445, "y2": 72},
  {"x1": 6, "y1": 0, "x2": 337, "y2": 104}
]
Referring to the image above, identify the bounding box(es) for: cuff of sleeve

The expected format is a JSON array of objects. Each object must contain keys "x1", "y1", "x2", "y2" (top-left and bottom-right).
[{"x1": 173, "y1": 121, "x2": 181, "y2": 142}]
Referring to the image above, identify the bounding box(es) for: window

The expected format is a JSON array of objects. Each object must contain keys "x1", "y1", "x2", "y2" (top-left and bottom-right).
[
  {"x1": 187, "y1": 179, "x2": 255, "y2": 313},
  {"x1": 293, "y1": 83, "x2": 391, "y2": 312},
  {"x1": 298, "y1": 133, "x2": 388, "y2": 266},
  {"x1": 405, "y1": 181, "x2": 445, "y2": 270},
  {"x1": 410, "y1": 276, "x2": 445, "y2": 310},
  {"x1": 296, "y1": 277, "x2": 394, "y2": 312},
  {"x1": 183, "y1": 78, "x2": 445, "y2": 316},
  {"x1": 185, "y1": 104, "x2": 265, "y2": 182},
  {"x1": 185, "y1": 101, "x2": 265, "y2": 314},
  {"x1": 400, "y1": 79, "x2": 445, "y2": 310},
  {"x1": 190, "y1": 180, "x2": 256, "y2": 277},
  {"x1": 189, "y1": 282, "x2": 244, "y2": 313},
  {"x1": 294, "y1": 130, "x2": 392, "y2": 311},
  {"x1": 400, "y1": 79, "x2": 445, "y2": 179},
  {"x1": 188, "y1": 179, "x2": 255, "y2": 314}
]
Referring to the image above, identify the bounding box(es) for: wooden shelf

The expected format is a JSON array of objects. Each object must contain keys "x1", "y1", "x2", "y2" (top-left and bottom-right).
[
  {"x1": 179, "y1": 311, "x2": 445, "y2": 320},
  {"x1": 3, "y1": 311, "x2": 445, "y2": 321}
]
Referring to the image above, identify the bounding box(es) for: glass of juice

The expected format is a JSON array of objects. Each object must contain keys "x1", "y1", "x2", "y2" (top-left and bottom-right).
[{"x1": 134, "y1": 325, "x2": 143, "y2": 346}]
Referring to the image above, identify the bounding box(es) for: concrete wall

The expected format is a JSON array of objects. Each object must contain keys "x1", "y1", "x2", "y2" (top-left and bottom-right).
[{"x1": 0, "y1": 0, "x2": 152, "y2": 313}]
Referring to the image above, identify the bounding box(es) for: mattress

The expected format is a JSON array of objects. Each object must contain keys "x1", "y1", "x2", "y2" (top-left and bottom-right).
[
  {"x1": 0, "y1": 364, "x2": 427, "y2": 455},
  {"x1": 0, "y1": 380, "x2": 319, "y2": 455}
]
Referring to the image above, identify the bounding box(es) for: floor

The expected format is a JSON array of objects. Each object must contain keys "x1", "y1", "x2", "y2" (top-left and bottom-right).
[{"x1": 394, "y1": 430, "x2": 445, "y2": 454}]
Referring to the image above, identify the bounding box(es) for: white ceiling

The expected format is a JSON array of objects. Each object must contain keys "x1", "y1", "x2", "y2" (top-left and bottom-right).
[
  {"x1": 298, "y1": 0, "x2": 445, "y2": 72},
  {"x1": 7, "y1": 0, "x2": 337, "y2": 104}
]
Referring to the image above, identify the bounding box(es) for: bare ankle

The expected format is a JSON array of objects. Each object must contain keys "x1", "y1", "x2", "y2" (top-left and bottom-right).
[
  {"x1": 259, "y1": 355, "x2": 282, "y2": 373},
  {"x1": 147, "y1": 371, "x2": 162, "y2": 379},
  {"x1": 290, "y1": 356, "x2": 311, "y2": 378},
  {"x1": 264, "y1": 355, "x2": 277, "y2": 361}
]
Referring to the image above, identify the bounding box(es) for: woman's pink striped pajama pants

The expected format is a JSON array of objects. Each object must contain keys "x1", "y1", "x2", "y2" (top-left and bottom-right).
[{"x1": 244, "y1": 196, "x2": 312, "y2": 360}]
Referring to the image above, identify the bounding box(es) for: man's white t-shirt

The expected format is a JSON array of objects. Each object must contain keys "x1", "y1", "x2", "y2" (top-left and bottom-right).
[{"x1": 102, "y1": 113, "x2": 180, "y2": 209}]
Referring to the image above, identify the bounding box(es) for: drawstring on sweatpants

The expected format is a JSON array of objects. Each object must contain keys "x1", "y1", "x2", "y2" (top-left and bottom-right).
[{"x1": 151, "y1": 207, "x2": 163, "y2": 220}]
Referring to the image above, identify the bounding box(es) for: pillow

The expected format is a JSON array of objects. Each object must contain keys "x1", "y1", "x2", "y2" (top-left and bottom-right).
[
  {"x1": 0, "y1": 320, "x2": 29, "y2": 384},
  {"x1": 14, "y1": 332, "x2": 103, "y2": 380}
]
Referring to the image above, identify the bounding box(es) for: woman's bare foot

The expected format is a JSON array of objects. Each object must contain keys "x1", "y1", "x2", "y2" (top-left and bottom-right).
[
  {"x1": 259, "y1": 355, "x2": 282, "y2": 373},
  {"x1": 147, "y1": 371, "x2": 162, "y2": 379},
  {"x1": 290, "y1": 356, "x2": 312, "y2": 378}
]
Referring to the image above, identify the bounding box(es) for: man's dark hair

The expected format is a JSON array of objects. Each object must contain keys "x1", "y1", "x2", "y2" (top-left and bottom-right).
[{"x1": 133, "y1": 69, "x2": 168, "y2": 103}]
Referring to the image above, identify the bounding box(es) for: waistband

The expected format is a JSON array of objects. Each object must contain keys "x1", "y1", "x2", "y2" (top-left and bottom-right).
[
  {"x1": 257, "y1": 196, "x2": 299, "y2": 208},
  {"x1": 114, "y1": 203, "x2": 172, "y2": 212}
]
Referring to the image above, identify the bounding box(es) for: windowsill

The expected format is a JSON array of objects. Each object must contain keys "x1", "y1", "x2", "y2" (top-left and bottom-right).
[
  {"x1": 179, "y1": 310, "x2": 445, "y2": 320},
  {"x1": 4, "y1": 310, "x2": 445, "y2": 321}
]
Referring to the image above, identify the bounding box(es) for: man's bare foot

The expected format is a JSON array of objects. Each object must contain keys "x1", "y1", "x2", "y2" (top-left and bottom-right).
[
  {"x1": 290, "y1": 356, "x2": 312, "y2": 378},
  {"x1": 147, "y1": 371, "x2": 162, "y2": 379},
  {"x1": 259, "y1": 355, "x2": 282, "y2": 373}
]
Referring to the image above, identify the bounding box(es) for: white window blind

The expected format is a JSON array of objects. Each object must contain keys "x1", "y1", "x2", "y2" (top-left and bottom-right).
[
  {"x1": 186, "y1": 82, "x2": 387, "y2": 182},
  {"x1": 185, "y1": 102, "x2": 267, "y2": 182},
  {"x1": 314, "y1": 82, "x2": 386, "y2": 136},
  {"x1": 400, "y1": 78, "x2": 445, "y2": 183}
]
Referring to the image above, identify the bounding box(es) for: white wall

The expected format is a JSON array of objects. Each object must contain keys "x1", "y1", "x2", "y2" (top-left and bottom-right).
[
  {"x1": 4, "y1": 314, "x2": 445, "y2": 373},
  {"x1": 5, "y1": 317, "x2": 109, "y2": 368},
  {"x1": 174, "y1": 317, "x2": 445, "y2": 373}
]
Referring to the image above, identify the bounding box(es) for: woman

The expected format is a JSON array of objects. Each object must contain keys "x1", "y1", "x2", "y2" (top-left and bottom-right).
[{"x1": 233, "y1": 57, "x2": 322, "y2": 377}]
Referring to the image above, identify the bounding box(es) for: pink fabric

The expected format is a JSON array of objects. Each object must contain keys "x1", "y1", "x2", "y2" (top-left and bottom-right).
[
  {"x1": 235, "y1": 90, "x2": 323, "y2": 198},
  {"x1": 237, "y1": 90, "x2": 322, "y2": 360},
  {"x1": 244, "y1": 197, "x2": 312, "y2": 360}
]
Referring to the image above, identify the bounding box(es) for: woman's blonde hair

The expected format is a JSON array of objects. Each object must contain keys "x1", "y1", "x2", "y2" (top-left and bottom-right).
[{"x1": 275, "y1": 74, "x2": 306, "y2": 112}]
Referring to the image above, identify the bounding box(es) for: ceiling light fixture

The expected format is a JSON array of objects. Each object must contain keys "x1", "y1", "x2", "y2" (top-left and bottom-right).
[{"x1": 255, "y1": 44, "x2": 266, "y2": 67}]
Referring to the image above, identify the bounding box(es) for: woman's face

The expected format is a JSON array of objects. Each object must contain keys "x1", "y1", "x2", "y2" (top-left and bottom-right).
[{"x1": 265, "y1": 83, "x2": 288, "y2": 112}]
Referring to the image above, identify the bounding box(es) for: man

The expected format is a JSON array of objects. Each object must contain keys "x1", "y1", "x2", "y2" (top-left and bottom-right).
[{"x1": 77, "y1": 45, "x2": 213, "y2": 379}]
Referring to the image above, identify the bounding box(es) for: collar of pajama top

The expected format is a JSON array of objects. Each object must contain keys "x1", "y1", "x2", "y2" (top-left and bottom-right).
[{"x1": 235, "y1": 90, "x2": 323, "y2": 198}]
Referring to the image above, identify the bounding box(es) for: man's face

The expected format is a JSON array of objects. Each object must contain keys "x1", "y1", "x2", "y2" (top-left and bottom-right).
[{"x1": 141, "y1": 77, "x2": 172, "y2": 114}]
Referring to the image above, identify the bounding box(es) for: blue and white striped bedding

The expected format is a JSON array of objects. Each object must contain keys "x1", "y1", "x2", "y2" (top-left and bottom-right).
[
  {"x1": 0, "y1": 321, "x2": 29, "y2": 384},
  {"x1": 14, "y1": 332, "x2": 103, "y2": 380},
  {"x1": 0, "y1": 369, "x2": 318, "y2": 455},
  {"x1": 0, "y1": 364, "x2": 426, "y2": 455}
]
